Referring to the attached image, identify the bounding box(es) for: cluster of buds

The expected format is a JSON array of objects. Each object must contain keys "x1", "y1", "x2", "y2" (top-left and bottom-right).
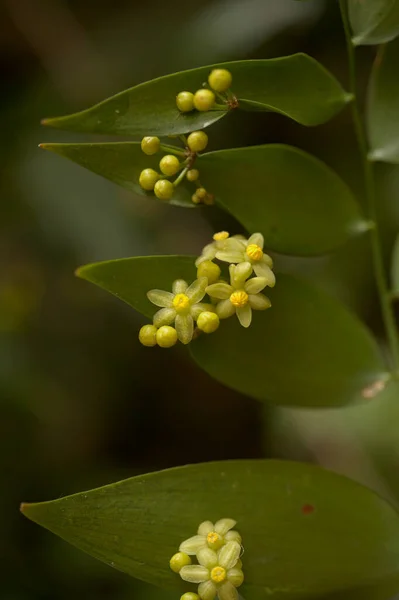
[
  {"x1": 176, "y1": 68, "x2": 236, "y2": 113},
  {"x1": 138, "y1": 131, "x2": 214, "y2": 205},
  {"x1": 138, "y1": 231, "x2": 275, "y2": 348},
  {"x1": 170, "y1": 518, "x2": 244, "y2": 600}
]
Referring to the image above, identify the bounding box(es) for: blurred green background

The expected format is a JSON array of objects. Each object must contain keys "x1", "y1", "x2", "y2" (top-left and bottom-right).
[{"x1": 2, "y1": 0, "x2": 399, "y2": 598}]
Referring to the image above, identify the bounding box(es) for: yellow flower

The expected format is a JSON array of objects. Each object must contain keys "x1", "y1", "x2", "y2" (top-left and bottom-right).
[
  {"x1": 179, "y1": 519, "x2": 241, "y2": 555},
  {"x1": 195, "y1": 233, "x2": 244, "y2": 267},
  {"x1": 147, "y1": 278, "x2": 207, "y2": 345},
  {"x1": 179, "y1": 541, "x2": 243, "y2": 600},
  {"x1": 206, "y1": 263, "x2": 271, "y2": 328},
  {"x1": 214, "y1": 232, "x2": 275, "y2": 284}
]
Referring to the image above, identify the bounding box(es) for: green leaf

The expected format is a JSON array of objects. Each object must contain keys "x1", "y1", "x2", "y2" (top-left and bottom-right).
[
  {"x1": 41, "y1": 55, "x2": 350, "y2": 137},
  {"x1": 21, "y1": 460, "x2": 399, "y2": 600},
  {"x1": 199, "y1": 144, "x2": 367, "y2": 256},
  {"x1": 191, "y1": 273, "x2": 387, "y2": 407},
  {"x1": 77, "y1": 257, "x2": 386, "y2": 407},
  {"x1": 40, "y1": 142, "x2": 194, "y2": 208},
  {"x1": 367, "y1": 40, "x2": 399, "y2": 163},
  {"x1": 349, "y1": 0, "x2": 399, "y2": 45},
  {"x1": 76, "y1": 255, "x2": 197, "y2": 318}
]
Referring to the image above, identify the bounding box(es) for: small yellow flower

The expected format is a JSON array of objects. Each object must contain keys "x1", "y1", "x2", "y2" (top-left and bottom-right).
[
  {"x1": 195, "y1": 233, "x2": 243, "y2": 267},
  {"x1": 179, "y1": 541, "x2": 243, "y2": 600},
  {"x1": 216, "y1": 232, "x2": 275, "y2": 284},
  {"x1": 147, "y1": 278, "x2": 208, "y2": 345},
  {"x1": 206, "y1": 263, "x2": 271, "y2": 328},
  {"x1": 179, "y1": 519, "x2": 241, "y2": 555}
]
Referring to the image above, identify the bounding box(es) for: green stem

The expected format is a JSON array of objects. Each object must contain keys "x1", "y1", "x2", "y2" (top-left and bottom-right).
[
  {"x1": 173, "y1": 167, "x2": 188, "y2": 188},
  {"x1": 160, "y1": 144, "x2": 186, "y2": 158},
  {"x1": 340, "y1": 0, "x2": 399, "y2": 373}
]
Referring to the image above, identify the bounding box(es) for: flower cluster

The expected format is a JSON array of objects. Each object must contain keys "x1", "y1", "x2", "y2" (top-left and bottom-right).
[
  {"x1": 176, "y1": 68, "x2": 237, "y2": 113},
  {"x1": 138, "y1": 231, "x2": 275, "y2": 348},
  {"x1": 170, "y1": 518, "x2": 244, "y2": 600},
  {"x1": 138, "y1": 131, "x2": 214, "y2": 205}
]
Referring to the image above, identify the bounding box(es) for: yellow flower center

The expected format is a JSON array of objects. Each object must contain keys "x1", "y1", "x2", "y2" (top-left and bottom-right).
[
  {"x1": 206, "y1": 531, "x2": 223, "y2": 549},
  {"x1": 230, "y1": 290, "x2": 249, "y2": 307},
  {"x1": 172, "y1": 293, "x2": 190, "y2": 314},
  {"x1": 246, "y1": 244, "x2": 263, "y2": 261},
  {"x1": 213, "y1": 231, "x2": 229, "y2": 241},
  {"x1": 211, "y1": 566, "x2": 226, "y2": 583}
]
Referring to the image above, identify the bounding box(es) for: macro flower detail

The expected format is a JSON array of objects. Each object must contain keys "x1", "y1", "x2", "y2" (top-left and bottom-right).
[
  {"x1": 216, "y1": 232, "x2": 275, "y2": 284},
  {"x1": 170, "y1": 518, "x2": 244, "y2": 600},
  {"x1": 206, "y1": 262, "x2": 271, "y2": 328},
  {"x1": 195, "y1": 232, "x2": 244, "y2": 266},
  {"x1": 147, "y1": 278, "x2": 208, "y2": 345},
  {"x1": 180, "y1": 519, "x2": 241, "y2": 555},
  {"x1": 179, "y1": 541, "x2": 243, "y2": 600}
]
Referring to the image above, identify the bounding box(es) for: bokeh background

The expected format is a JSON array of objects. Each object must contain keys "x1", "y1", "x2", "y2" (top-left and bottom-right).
[{"x1": 2, "y1": 1, "x2": 399, "y2": 598}]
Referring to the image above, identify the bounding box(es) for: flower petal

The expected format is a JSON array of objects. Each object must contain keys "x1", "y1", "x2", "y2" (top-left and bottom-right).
[
  {"x1": 179, "y1": 535, "x2": 207, "y2": 555},
  {"x1": 248, "y1": 293, "x2": 271, "y2": 311},
  {"x1": 218, "y1": 581, "x2": 238, "y2": 600},
  {"x1": 198, "y1": 580, "x2": 217, "y2": 600},
  {"x1": 197, "y1": 547, "x2": 218, "y2": 569},
  {"x1": 218, "y1": 541, "x2": 241, "y2": 570},
  {"x1": 195, "y1": 244, "x2": 216, "y2": 267},
  {"x1": 226, "y1": 568, "x2": 244, "y2": 588},
  {"x1": 214, "y1": 518, "x2": 236, "y2": 535},
  {"x1": 198, "y1": 521, "x2": 214, "y2": 535},
  {"x1": 206, "y1": 282, "x2": 233, "y2": 300},
  {"x1": 215, "y1": 250, "x2": 245, "y2": 264},
  {"x1": 147, "y1": 289, "x2": 174, "y2": 308},
  {"x1": 172, "y1": 279, "x2": 188, "y2": 294},
  {"x1": 186, "y1": 277, "x2": 208, "y2": 303},
  {"x1": 216, "y1": 299, "x2": 235, "y2": 319},
  {"x1": 247, "y1": 232, "x2": 264, "y2": 248},
  {"x1": 236, "y1": 304, "x2": 252, "y2": 328},
  {"x1": 191, "y1": 303, "x2": 215, "y2": 320},
  {"x1": 153, "y1": 307, "x2": 176, "y2": 327},
  {"x1": 253, "y1": 262, "x2": 276, "y2": 286},
  {"x1": 231, "y1": 262, "x2": 252, "y2": 288},
  {"x1": 175, "y1": 314, "x2": 194, "y2": 345},
  {"x1": 263, "y1": 253, "x2": 274, "y2": 268},
  {"x1": 244, "y1": 276, "x2": 268, "y2": 295},
  {"x1": 179, "y1": 565, "x2": 209, "y2": 583},
  {"x1": 224, "y1": 531, "x2": 242, "y2": 544},
  {"x1": 232, "y1": 235, "x2": 247, "y2": 247}
]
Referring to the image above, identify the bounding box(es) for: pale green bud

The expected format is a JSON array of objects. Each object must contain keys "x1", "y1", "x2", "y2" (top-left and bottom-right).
[
  {"x1": 170, "y1": 552, "x2": 191, "y2": 573},
  {"x1": 138, "y1": 324, "x2": 157, "y2": 347},
  {"x1": 197, "y1": 311, "x2": 220, "y2": 334},
  {"x1": 197, "y1": 260, "x2": 221, "y2": 285}
]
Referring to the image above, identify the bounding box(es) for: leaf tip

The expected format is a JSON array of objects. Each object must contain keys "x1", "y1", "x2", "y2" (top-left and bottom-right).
[
  {"x1": 344, "y1": 92, "x2": 354, "y2": 104},
  {"x1": 20, "y1": 502, "x2": 32, "y2": 516}
]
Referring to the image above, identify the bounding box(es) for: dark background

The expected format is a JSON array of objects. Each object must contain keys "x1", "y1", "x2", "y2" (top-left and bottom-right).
[{"x1": 2, "y1": 1, "x2": 399, "y2": 598}]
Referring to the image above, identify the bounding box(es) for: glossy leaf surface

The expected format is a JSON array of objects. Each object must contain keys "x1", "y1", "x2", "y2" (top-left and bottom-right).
[
  {"x1": 191, "y1": 273, "x2": 386, "y2": 407},
  {"x1": 76, "y1": 255, "x2": 197, "y2": 318},
  {"x1": 42, "y1": 56, "x2": 350, "y2": 137},
  {"x1": 199, "y1": 144, "x2": 367, "y2": 256},
  {"x1": 40, "y1": 143, "x2": 194, "y2": 208},
  {"x1": 77, "y1": 257, "x2": 386, "y2": 407},
  {"x1": 21, "y1": 460, "x2": 399, "y2": 600}
]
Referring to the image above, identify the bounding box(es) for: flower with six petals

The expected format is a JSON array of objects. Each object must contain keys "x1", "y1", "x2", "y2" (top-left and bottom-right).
[
  {"x1": 147, "y1": 278, "x2": 208, "y2": 344},
  {"x1": 206, "y1": 262, "x2": 271, "y2": 328},
  {"x1": 179, "y1": 519, "x2": 241, "y2": 555},
  {"x1": 179, "y1": 541, "x2": 243, "y2": 600},
  {"x1": 215, "y1": 233, "x2": 275, "y2": 284}
]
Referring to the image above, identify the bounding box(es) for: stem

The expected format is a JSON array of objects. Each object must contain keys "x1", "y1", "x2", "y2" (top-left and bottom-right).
[
  {"x1": 160, "y1": 144, "x2": 186, "y2": 158},
  {"x1": 173, "y1": 167, "x2": 188, "y2": 188},
  {"x1": 340, "y1": 0, "x2": 399, "y2": 373}
]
